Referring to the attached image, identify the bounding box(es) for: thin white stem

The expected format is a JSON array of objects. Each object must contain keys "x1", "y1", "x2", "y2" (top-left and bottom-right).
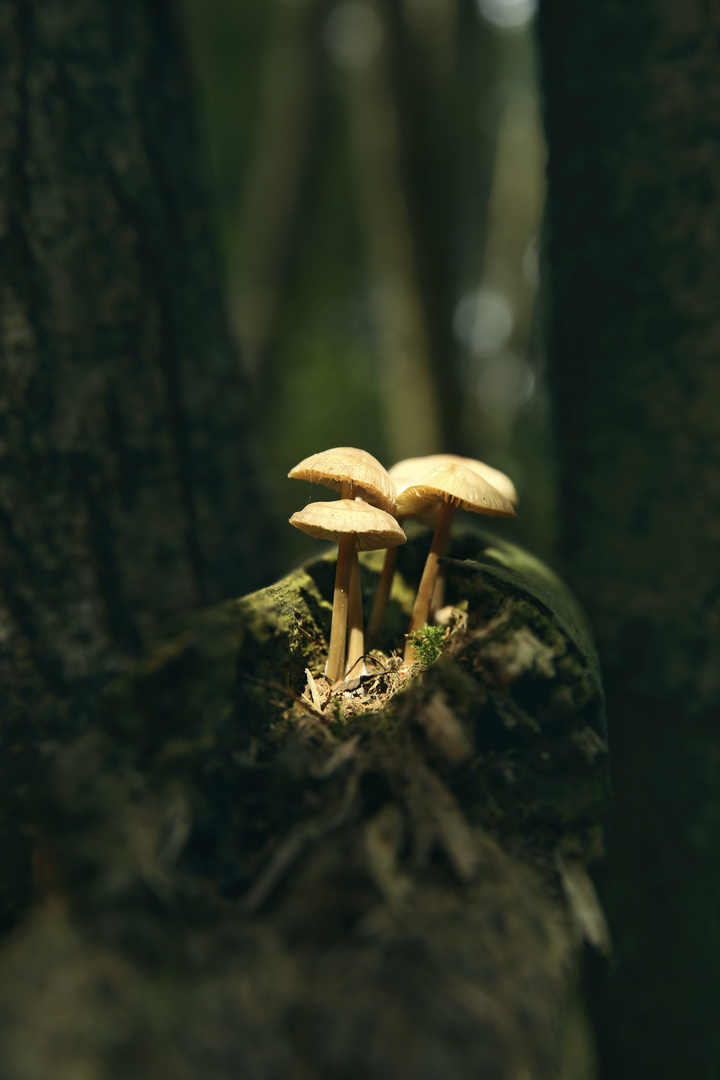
[
  {"x1": 326, "y1": 533, "x2": 355, "y2": 684},
  {"x1": 346, "y1": 554, "x2": 366, "y2": 677},
  {"x1": 431, "y1": 565, "x2": 446, "y2": 619},
  {"x1": 366, "y1": 516, "x2": 404, "y2": 645},
  {"x1": 404, "y1": 500, "x2": 456, "y2": 664}
]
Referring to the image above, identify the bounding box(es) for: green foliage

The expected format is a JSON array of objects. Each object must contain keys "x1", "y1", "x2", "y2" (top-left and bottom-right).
[{"x1": 408, "y1": 624, "x2": 448, "y2": 667}]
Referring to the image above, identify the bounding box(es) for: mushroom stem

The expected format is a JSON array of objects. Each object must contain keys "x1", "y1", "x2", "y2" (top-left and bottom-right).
[
  {"x1": 346, "y1": 555, "x2": 365, "y2": 677},
  {"x1": 431, "y1": 566, "x2": 446, "y2": 618},
  {"x1": 366, "y1": 519, "x2": 404, "y2": 646},
  {"x1": 326, "y1": 533, "x2": 356, "y2": 684},
  {"x1": 404, "y1": 499, "x2": 456, "y2": 664}
]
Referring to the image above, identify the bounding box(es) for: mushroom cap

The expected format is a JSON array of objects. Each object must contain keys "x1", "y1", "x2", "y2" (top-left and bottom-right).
[
  {"x1": 389, "y1": 453, "x2": 518, "y2": 506},
  {"x1": 289, "y1": 499, "x2": 407, "y2": 551},
  {"x1": 289, "y1": 447, "x2": 396, "y2": 514},
  {"x1": 395, "y1": 462, "x2": 516, "y2": 518}
]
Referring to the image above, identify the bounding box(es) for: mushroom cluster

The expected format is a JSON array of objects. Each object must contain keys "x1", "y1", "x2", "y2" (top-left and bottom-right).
[
  {"x1": 368, "y1": 454, "x2": 517, "y2": 647},
  {"x1": 289, "y1": 448, "x2": 405, "y2": 683},
  {"x1": 289, "y1": 447, "x2": 517, "y2": 680},
  {"x1": 397, "y1": 461, "x2": 515, "y2": 662}
]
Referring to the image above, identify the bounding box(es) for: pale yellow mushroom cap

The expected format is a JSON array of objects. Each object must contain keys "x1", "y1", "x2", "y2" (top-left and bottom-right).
[
  {"x1": 289, "y1": 499, "x2": 407, "y2": 551},
  {"x1": 289, "y1": 447, "x2": 396, "y2": 515},
  {"x1": 395, "y1": 462, "x2": 516, "y2": 519},
  {"x1": 389, "y1": 453, "x2": 518, "y2": 506}
]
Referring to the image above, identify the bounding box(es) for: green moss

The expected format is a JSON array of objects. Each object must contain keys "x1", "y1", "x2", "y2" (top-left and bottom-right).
[{"x1": 408, "y1": 625, "x2": 448, "y2": 666}]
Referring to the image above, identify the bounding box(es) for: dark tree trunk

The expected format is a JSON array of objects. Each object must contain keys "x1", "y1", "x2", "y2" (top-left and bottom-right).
[
  {"x1": 537, "y1": 2, "x2": 720, "y2": 1076},
  {"x1": 0, "y1": 0, "x2": 271, "y2": 927}
]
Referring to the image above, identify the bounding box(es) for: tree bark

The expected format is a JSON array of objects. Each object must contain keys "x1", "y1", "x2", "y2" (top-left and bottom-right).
[
  {"x1": 0, "y1": 0, "x2": 271, "y2": 928},
  {"x1": 537, "y1": 2, "x2": 720, "y2": 1076}
]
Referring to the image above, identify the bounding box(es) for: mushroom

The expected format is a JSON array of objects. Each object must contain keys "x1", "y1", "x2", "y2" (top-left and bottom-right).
[
  {"x1": 367, "y1": 454, "x2": 517, "y2": 644},
  {"x1": 400, "y1": 462, "x2": 515, "y2": 665},
  {"x1": 347, "y1": 556, "x2": 366, "y2": 678},
  {"x1": 289, "y1": 499, "x2": 406, "y2": 683},
  {"x1": 389, "y1": 453, "x2": 518, "y2": 506},
  {"x1": 289, "y1": 447, "x2": 396, "y2": 511},
  {"x1": 288, "y1": 449, "x2": 399, "y2": 681}
]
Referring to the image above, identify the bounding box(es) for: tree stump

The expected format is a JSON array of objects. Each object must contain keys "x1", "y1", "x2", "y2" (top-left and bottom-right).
[{"x1": 0, "y1": 530, "x2": 609, "y2": 1080}]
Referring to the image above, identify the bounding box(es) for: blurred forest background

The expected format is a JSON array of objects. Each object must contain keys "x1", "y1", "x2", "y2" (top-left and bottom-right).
[{"x1": 179, "y1": 0, "x2": 551, "y2": 570}]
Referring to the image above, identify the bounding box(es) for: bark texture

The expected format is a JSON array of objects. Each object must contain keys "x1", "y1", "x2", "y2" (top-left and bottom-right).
[
  {"x1": 0, "y1": 0, "x2": 271, "y2": 928},
  {"x1": 537, "y1": 3, "x2": 720, "y2": 1076}
]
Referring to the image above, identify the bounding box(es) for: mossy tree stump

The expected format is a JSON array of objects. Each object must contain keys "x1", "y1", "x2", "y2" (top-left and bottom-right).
[{"x1": 0, "y1": 530, "x2": 609, "y2": 1080}]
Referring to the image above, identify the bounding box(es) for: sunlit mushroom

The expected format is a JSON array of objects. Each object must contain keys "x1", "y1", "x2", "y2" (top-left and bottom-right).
[
  {"x1": 289, "y1": 499, "x2": 406, "y2": 683},
  {"x1": 289, "y1": 446, "x2": 396, "y2": 510},
  {"x1": 367, "y1": 453, "x2": 517, "y2": 644},
  {"x1": 389, "y1": 453, "x2": 518, "y2": 505},
  {"x1": 289, "y1": 447, "x2": 398, "y2": 679},
  {"x1": 401, "y1": 462, "x2": 515, "y2": 665}
]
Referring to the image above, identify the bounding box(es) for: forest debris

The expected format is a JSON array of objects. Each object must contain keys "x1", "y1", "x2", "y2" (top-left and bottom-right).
[
  {"x1": 401, "y1": 758, "x2": 482, "y2": 882},
  {"x1": 314, "y1": 735, "x2": 361, "y2": 779},
  {"x1": 331, "y1": 655, "x2": 407, "y2": 718},
  {"x1": 570, "y1": 726, "x2": 608, "y2": 763},
  {"x1": 502, "y1": 626, "x2": 556, "y2": 681},
  {"x1": 364, "y1": 803, "x2": 413, "y2": 905},
  {"x1": 124, "y1": 786, "x2": 192, "y2": 892},
  {"x1": 300, "y1": 655, "x2": 408, "y2": 718},
  {"x1": 465, "y1": 600, "x2": 513, "y2": 641},
  {"x1": 304, "y1": 668, "x2": 324, "y2": 711},
  {"x1": 435, "y1": 803, "x2": 483, "y2": 882},
  {"x1": 415, "y1": 691, "x2": 473, "y2": 766},
  {"x1": 556, "y1": 856, "x2": 612, "y2": 954},
  {"x1": 492, "y1": 694, "x2": 541, "y2": 733},
  {"x1": 247, "y1": 673, "x2": 327, "y2": 721},
  {"x1": 337, "y1": 675, "x2": 364, "y2": 695},
  {"x1": 478, "y1": 625, "x2": 556, "y2": 686},
  {"x1": 240, "y1": 831, "x2": 310, "y2": 915},
  {"x1": 242, "y1": 769, "x2": 362, "y2": 914},
  {"x1": 433, "y1": 603, "x2": 455, "y2": 626},
  {"x1": 140, "y1": 633, "x2": 193, "y2": 674}
]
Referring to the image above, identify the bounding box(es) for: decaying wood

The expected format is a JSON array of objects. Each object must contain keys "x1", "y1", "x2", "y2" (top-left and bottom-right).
[{"x1": 0, "y1": 530, "x2": 609, "y2": 1079}]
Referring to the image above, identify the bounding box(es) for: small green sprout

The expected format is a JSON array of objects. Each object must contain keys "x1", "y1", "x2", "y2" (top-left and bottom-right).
[
  {"x1": 407, "y1": 624, "x2": 447, "y2": 666},
  {"x1": 331, "y1": 697, "x2": 345, "y2": 727}
]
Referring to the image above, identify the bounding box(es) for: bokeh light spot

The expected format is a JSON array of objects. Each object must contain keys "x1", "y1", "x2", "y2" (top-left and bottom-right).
[
  {"x1": 476, "y1": 353, "x2": 535, "y2": 416},
  {"x1": 477, "y1": 0, "x2": 537, "y2": 30},
  {"x1": 453, "y1": 287, "x2": 514, "y2": 359},
  {"x1": 324, "y1": 2, "x2": 384, "y2": 68}
]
